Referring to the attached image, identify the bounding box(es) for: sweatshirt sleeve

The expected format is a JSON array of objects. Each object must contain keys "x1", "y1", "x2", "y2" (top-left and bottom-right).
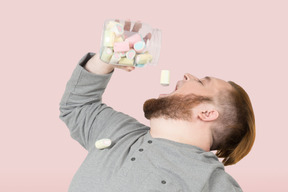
[{"x1": 59, "y1": 52, "x2": 149, "y2": 151}]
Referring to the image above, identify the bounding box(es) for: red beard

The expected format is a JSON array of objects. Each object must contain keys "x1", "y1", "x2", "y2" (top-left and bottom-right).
[{"x1": 143, "y1": 94, "x2": 212, "y2": 121}]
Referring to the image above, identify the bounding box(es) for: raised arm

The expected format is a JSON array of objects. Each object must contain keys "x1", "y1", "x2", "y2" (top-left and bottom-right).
[{"x1": 59, "y1": 20, "x2": 149, "y2": 151}]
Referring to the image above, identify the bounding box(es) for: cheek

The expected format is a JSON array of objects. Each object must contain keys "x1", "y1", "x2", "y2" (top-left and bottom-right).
[
  {"x1": 176, "y1": 84, "x2": 214, "y2": 97},
  {"x1": 177, "y1": 84, "x2": 203, "y2": 95},
  {"x1": 176, "y1": 89, "x2": 194, "y2": 95}
]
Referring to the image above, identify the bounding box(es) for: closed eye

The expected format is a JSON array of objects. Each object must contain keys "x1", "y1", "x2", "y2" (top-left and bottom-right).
[{"x1": 198, "y1": 79, "x2": 204, "y2": 86}]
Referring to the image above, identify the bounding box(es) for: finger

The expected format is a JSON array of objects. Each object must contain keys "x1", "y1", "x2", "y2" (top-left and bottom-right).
[
  {"x1": 114, "y1": 65, "x2": 125, "y2": 69},
  {"x1": 132, "y1": 20, "x2": 142, "y2": 32},
  {"x1": 126, "y1": 66, "x2": 135, "y2": 71},
  {"x1": 143, "y1": 33, "x2": 152, "y2": 44},
  {"x1": 115, "y1": 65, "x2": 135, "y2": 72},
  {"x1": 121, "y1": 66, "x2": 135, "y2": 72},
  {"x1": 121, "y1": 67, "x2": 134, "y2": 72},
  {"x1": 124, "y1": 20, "x2": 131, "y2": 31}
]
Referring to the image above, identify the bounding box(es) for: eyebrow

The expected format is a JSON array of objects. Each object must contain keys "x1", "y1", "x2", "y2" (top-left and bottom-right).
[{"x1": 204, "y1": 76, "x2": 211, "y2": 82}]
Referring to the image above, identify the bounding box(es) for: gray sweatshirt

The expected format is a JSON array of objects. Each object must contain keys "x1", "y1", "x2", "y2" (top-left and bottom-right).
[{"x1": 59, "y1": 52, "x2": 243, "y2": 192}]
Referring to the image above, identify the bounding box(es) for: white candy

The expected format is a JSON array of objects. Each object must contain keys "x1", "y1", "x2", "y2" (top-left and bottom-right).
[
  {"x1": 160, "y1": 70, "x2": 170, "y2": 86},
  {"x1": 110, "y1": 53, "x2": 121, "y2": 64},
  {"x1": 95, "y1": 139, "x2": 112, "y2": 150}
]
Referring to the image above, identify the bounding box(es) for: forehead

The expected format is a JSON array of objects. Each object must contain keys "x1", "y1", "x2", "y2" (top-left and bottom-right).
[{"x1": 205, "y1": 76, "x2": 233, "y2": 92}]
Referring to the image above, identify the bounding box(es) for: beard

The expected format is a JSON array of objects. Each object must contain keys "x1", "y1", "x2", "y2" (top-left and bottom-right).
[{"x1": 143, "y1": 93, "x2": 212, "y2": 121}]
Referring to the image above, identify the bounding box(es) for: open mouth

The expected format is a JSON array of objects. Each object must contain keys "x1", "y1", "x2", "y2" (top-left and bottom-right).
[
  {"x1": 174, "y1": 84, "x2": 178, "y2": 91},
  {"x1": 159, "y1": 82, "x2": 180, "y2": 98},
  {"x1": 174, "y1": 80, "x2": 182, "y2": 91}
]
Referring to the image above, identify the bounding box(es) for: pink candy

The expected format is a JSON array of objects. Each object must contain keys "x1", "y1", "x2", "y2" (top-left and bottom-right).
[
  {"x1": 125, "y1": 33, "x2": 143, "y2": 48},
  {"x1": 113, "y1": 41, "x2": 130, "y2": 52}
]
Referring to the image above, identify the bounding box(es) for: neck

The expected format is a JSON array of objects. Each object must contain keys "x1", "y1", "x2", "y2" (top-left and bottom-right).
[{"x1": 149, "y1": 117, "x2": 213, "y2": 152}]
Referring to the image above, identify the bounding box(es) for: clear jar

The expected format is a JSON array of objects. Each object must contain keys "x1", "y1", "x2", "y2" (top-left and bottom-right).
[{"x1": 99, "y1": 19, "x2": 162, "y2": 67}]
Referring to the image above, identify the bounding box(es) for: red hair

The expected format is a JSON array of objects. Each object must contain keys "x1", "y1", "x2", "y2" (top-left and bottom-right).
[{"x1": 214, "y1": 81, "x2": 256, "y2": 166}]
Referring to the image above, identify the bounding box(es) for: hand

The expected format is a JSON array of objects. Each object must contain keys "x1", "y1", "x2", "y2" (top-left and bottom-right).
[{"x1": 117, "y1": 19, "x2": 152, "y2": 44}]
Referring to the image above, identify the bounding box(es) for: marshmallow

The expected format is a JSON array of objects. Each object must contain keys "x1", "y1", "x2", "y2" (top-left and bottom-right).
[
  {"x1": 100, "y1": 47, "x2": 113, "y2": 63},
  {"x1": 111, "y1": 23, "x2": 124, "y2": 36},
  {"x1": 125, "y1": 33, "x2": 143, "y2": 48},
  {"x1": 126, "y1": 49, "x2": 136, "y2": 60},
  {"x1": 135, "y1": 52, "x2": 153, "y2": 65},
  {"x1": 118, "y1": 57, "x2": 134, "y2": 66},
  {"x1": 160, "y1": 70, "x2": 170, "y2": 86},
  {"x1": 106, "y1": 21, "x2": 119, "y2": 30},
  {"x1": 95, "y1": 139, "x2": 112, "y2": 150},
  {"x1": 113, "y1": 41, "x2": 130, "y2": 52},
  {"x1": 119, "y1": 52, "x2": 126, "y2": 57},
  {"x1": 110, "y1": 53, "x2": 121, "y2": 64},
  {"x1": 135, "y1": 64, "x2": 145, "y2": 68},
  {"x1": 114, "y1": 36, "x2": 124, "y2": 42},
  {"x1": 103, "y1": 30, "x2": 115, "y2": 47},
  {"x1": 134, "y1": 41, "x2": 146, "y2": 53}
]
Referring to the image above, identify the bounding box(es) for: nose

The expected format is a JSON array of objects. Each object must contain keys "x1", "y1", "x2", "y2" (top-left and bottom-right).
[{"x1": 183, "y1": 73, "x2": 198, "y2": 81}]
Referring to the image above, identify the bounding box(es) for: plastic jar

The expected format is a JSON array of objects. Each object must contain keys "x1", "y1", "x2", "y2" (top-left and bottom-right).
[{"x1": 99, "y1": 19, "x2": 162, "y2": 67}]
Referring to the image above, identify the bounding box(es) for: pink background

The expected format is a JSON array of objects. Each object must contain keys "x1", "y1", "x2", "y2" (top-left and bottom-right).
[{"x1": 1, "y1": 0, "x2": 287, "y2": 191}]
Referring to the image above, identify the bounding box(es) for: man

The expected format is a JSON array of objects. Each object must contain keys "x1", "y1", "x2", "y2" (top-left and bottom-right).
[{"x1": 59, "y1": 22, "x2": 255, "y2": 192}]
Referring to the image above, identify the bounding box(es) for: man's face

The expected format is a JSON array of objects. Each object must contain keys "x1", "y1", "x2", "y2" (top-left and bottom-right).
[
  {"x1": 143, "y1": 73, "x2": 233, "y2": 120},
  {"x1": 160, "y1": 73, "x2": 233, "y2": 99}
]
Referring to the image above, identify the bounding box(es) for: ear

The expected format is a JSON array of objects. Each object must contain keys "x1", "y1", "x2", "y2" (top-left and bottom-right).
[{"x1": 198, "y1": 110, "x2": 219, "y2": 122}]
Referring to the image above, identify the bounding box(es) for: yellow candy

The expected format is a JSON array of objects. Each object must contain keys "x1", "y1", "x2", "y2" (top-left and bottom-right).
[
  {"x1": 106, "y1": 21, "x2": 118, "y2": 30},
  {"x1": 118, "y1": 58, "x2": 134, "y2": 66},
  {"x1": 135, "y1": 52, "x2": 153, "y2": 65},
  {"x1": 103, "y1": 30, "x2": 115, "y2": 47},
  {"x1": 100, "y1": 47, "x2": 113, "y2": 63},
  {"x1": 114, "y1": 36, "x2": 124, "y2": 42}
]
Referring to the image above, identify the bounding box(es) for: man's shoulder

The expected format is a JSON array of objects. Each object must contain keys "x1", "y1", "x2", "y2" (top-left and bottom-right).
[{"x1": 203, "y1": 168, "x2": 243, "y2": 192}]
